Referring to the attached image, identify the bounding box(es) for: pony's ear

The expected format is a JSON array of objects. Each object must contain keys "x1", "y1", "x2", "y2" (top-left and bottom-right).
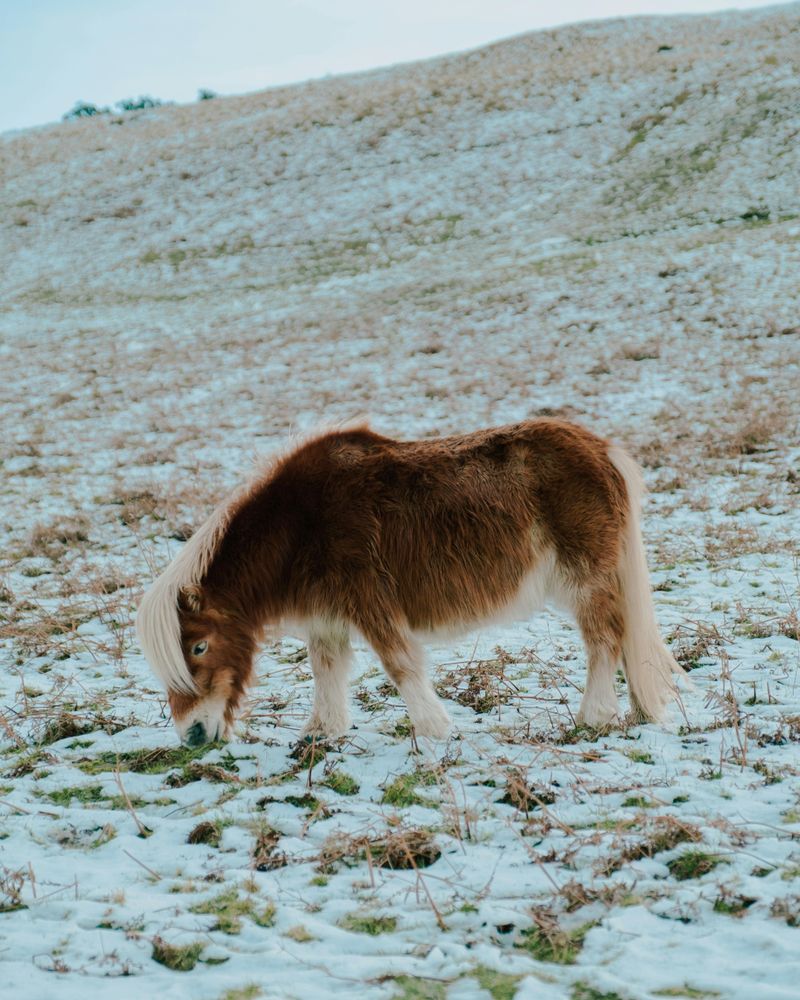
[{"x1": 178, "y1": 584, "x2": 203, "y2": 613}]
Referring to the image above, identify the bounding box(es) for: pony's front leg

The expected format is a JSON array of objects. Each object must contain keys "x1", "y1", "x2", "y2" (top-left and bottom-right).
[
  {"x1": 302, "y1": 620, "x2": 353, "y2": 738},
  {"x1": 348, "y1": 581, "x2": 451, "y2": 740},
  {"x1": 383, "y1": 635, "x2": 451, "y2": 739},
  {"x1": 362, "y1": 624, "x2": 451, "y2": 740}
]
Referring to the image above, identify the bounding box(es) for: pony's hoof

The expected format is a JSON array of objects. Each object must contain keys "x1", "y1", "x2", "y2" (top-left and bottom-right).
[
  {"x1": 410, "y1": 707, "x2": 452, "y2": 740},
  {"x1": 301, "y1": 715, "x2": 351, "y2": 740}
]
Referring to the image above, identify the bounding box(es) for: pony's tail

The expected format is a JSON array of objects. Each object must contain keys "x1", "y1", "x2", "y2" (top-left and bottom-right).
[{"x1": 609, "y1": 446, "x2": 685, "y2": 723}]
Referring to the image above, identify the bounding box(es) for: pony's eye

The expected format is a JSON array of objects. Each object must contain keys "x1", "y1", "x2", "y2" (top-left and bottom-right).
[{"x1": 192, "y1": 640, "x2": 208, "y2": 657}]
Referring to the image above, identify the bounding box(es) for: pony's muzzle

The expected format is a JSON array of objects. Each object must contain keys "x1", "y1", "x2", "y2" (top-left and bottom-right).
[{"x1": 184, "y1": 721, "x2": 208, "y2": 747}]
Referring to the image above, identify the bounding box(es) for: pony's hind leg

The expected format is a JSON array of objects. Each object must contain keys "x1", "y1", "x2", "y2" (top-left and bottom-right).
[
  {"x1": 303, "y1": 619, "x2": 353, "y2": 738},
  {"x1": 575, "y1": 583, "x2": 625, "y2": 728}
]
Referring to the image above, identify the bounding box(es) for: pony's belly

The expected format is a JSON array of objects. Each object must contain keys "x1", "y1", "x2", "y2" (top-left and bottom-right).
[{"x1": 414, "y1": 549, "x2": 560, "y2": 642}]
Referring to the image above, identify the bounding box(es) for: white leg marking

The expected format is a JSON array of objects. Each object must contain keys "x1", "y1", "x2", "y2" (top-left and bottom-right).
[
  {"x1": 303, "y1": 620, "x2": 353, "y2": 738},
  {"x1": 577, "y1": 650, "x2": 621, "y2": 728},
  {"x1": 392, "y1": 640, "x2": 451, "y2": 739}
]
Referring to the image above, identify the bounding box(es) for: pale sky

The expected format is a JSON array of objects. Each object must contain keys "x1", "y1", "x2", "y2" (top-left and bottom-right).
[{"x1": 0, "y1": 0, "x2": 787, "y2": 134}]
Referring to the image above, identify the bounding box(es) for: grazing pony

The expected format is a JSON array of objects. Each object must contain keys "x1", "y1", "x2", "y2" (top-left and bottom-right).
[{"x1": 137, "y1": 420, "x2": 682, "y2": 746}]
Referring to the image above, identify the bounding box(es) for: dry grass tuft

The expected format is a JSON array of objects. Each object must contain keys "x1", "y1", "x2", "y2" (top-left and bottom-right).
[
  {"x1": 619, "y1": 340, "x2": 661, "y2": 362},
  {"x1": 498, "y1": 767, "x2": 557, "y2": 812},
  {"x1": 669, "y1": 622, "x2": 726, "y2": 670},
  {"x1": 35, "y1": 711, "x2": 100, "y2": 746},
  {"x1": 771, "y1": 895, "x2": 800, "y2": 927},
  {"x1": 704, "y1": 408, "x2": 788, "y2": 458},
  {"x1": 318, "y1": 826, "x2": 440, "y2": 873},
  {"x1": 517, "y1": 907, "x2": 596, "y2": 965},
  {"x1": 436, "y1": 653, "x2": 520, "y2": 713},
  {"x1": 0, "y1": 867, "x2": 27, "y2": 913},
  {"x1": 251, "y1": 822, "x2": 287, "y2": 871},
  {"x1": 187, "y1": 820, "x2": 224, "y2": 847},
  {"x1": 151, "y1": 936, "x2": 204, "y2": 972},
  {"x1": 598, "y1": 815, "x2": 702, "y2": 875},
  {"x1": 27, "y1": 515, "x2": 91, "y2": 560}
]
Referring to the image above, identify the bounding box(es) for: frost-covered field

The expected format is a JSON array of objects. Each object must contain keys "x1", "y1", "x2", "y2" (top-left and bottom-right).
[{"x1": 2, "y1": 4, "x2": 800, "y2": 998}]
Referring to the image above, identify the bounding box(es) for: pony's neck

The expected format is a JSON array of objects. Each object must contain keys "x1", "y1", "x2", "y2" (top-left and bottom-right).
[{"x1": 203, "y1": 475, "x2": 292, "y2": 627}]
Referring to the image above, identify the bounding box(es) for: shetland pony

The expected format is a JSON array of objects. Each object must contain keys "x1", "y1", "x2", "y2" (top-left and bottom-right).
[{"x1": 137, "y1": 420, "x2": 683, "y2": 746}]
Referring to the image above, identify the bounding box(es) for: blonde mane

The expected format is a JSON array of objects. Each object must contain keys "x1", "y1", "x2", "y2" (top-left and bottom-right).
[{"x1": 136, "y1": 499, "x2": 233, "y2": 695}]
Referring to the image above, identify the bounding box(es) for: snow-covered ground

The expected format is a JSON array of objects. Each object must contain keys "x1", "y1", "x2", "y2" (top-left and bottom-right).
[{"x1": 1, "y1": 4, "x2": 799, "y2": 998}]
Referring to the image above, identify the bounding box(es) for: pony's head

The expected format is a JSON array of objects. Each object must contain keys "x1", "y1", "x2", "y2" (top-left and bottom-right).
[
  {"x1": 138, "y1": 580, "x2": 255, "y2": 746},
  {"x1": 164, "y1": 585, "x2": 256, "y2": 745},
  {"x1": 136, "y1": 507, "x2": 255, "y2": 746}
]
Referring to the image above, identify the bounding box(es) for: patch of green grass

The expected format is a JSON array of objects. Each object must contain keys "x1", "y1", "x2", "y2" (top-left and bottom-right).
[
  {"x1": 91, "y1": 824, "x2": 117, "y2": 848},
  {"x1": 322, "y1": 769, "x2": 359, "y2": 795},
  {"x1": 653, "y1": 987, "x2": 722, "y2": 998},
  {"x1": 625, "y1": 127, "x2": 648, "y2": 151},
  {"x1": 37, "y1": 783, "x2": 149, "y2": 811},
  {"x1": 169, "y1": 880, "x2": 199, "y2": 894},
  {"x1": 600, "y1": 816, "x2": 701, "y2": 874},
  {"x1": 190, "y1": 888, "x2": 276, "y2": 934},
  {"x1": 571, "y1": 984, "x2": 626, "y2": 1000},
  {"x1": 517, "y1": 916, "x2": 596, "y2": 964},
  {"x1": 77, "y1": 743, "x2": 221, "y2": 775},
  {"x1": 338, "y1": 912, "x2": 397, "y2": 935},
  {"x1": 391, "y1": 716, "x2": 413, "y2": 738},
  {"x1": 44, "y1": 784, "x2": 106, "y2": 807},
  {"x1": 151, "y1": 937, "x2": 204, "y2": 971},
  {"x1": 475, "y1": 966, "x2": 524, "y2": 999},
  {"x1": 381, "y1": 768, "x2": 437, "y2": 808},
  {"x1": 285, "y1": 924, "x2": 314, "y2": 942},
  {"x1": 220, "y1": 987, "x2": 262, "y2": 1000},
  {"x1": 622, "y1": 795, "x2": 653, "y2": 808},
  {"x1": 4, "y1": 749, "x2": 54, "y2": 778},
  {"x1": 625, "y1": 750, "x2": 655, "y2": 765},
  {"x1": 285, "y1": 793, "x2": 320, "y2": 810},
  {"x1": 712, "y1": 892, "x2": 756, "y2": 916},
  {"x1": 390, "y1": 976, "x2": 447, "y2": 999},
  {"x1": 106, "y1": 793, "x2": 150, "y2": 810},
  {"x1": 407, "y1": 212, "x2": 462, "y2": 246},
  {"x1": 289, "y1": 739, "x2": 328, "y2": 770},
  {"x1": 667, "y1": 851, "x2": 727, "y2": 881},
  {"x1": 586, "y1": 817, "x2": 639, "y2": 833},
  {"x1": 167, "y1": 249, "x2": 188, "y2": 268},
  {"x1": 753, "y1": 760, "x2": 782, "y2": 785},
  {"x1": 295, "y1": 236, "x2": 385, "y2": 282},
  {"x1": 166, "y1": 759, "x2": 243, "y2": 787}
]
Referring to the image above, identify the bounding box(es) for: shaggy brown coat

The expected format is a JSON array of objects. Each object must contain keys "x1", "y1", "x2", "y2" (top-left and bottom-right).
[{"x1": 137, "y1": 419, "x2": 682, "y2": 745}]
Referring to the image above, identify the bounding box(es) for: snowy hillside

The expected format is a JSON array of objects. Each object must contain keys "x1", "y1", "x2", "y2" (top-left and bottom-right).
[{"x1": 1, "y1": 4, "x2": 799, "y2": 998}]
